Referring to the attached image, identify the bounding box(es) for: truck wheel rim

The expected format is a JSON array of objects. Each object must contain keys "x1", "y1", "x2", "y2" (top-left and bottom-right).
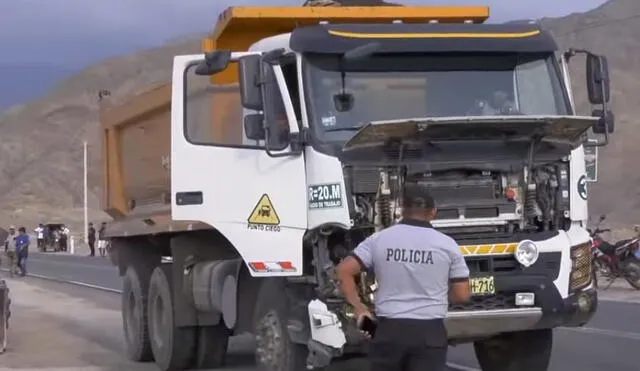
[{"x1": 255, "y1": 311, "x2": 284, "y2": 368}]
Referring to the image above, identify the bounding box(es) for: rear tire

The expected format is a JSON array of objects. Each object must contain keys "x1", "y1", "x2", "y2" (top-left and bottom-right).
[
  {"x1": 121, "y1": 266, "x2": 154, "y2": 362},
  {"x1": 147, "y1": 264, "x2": 196, "y2": 370},
  {"x1": 474, "y1": 329, "x2": 553, "y2": 371}
]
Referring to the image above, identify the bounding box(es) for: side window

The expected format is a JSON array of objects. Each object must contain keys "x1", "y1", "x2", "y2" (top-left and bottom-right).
[
  {"x1": 263, "y1": 66, "x2": 291, "y2": 151},
  {"x1": 515, "y1": 59, "x2": 559, "y2": 115},
  {"x1": 184, "y1": 62, "x2": 256, "y2": 147},
  {"x1": 281, "y1": 62, "x2": 301, "y2": 120}
]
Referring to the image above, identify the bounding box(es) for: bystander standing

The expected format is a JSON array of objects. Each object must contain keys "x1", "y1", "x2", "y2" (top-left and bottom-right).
[
  {"x1": 3, "y1": 227, "x2": 17, "y2": 276},
  {"x1": 34, "y1": 223, "x2": 45, "y2": 252},
  {"x1": 88, "y1": 222, "x2": 96, "y2": 257},
  {"x1": 97, "y1": 222, "x2": 108, "y2": 257},
  {"x1": 59, "y1": 225, "x2": 69, "y2": 252},
  {"x1": 15, "y1": 227, "x2": 29, "y2": 277}
]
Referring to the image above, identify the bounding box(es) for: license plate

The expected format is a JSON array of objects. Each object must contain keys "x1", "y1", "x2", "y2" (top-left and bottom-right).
[{"x1": 470, "y1": 276, "x2": 495, "y2": 296}]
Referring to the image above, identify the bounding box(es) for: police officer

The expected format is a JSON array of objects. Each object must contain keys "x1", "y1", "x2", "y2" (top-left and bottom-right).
[{"x1": 336, "y1": 184, "x2": 471, "y2": 371}]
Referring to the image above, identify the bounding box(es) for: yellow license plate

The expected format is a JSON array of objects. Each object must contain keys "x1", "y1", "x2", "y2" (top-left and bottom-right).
[{"x1": 470, "y1": 276, "x2": 495, "y2": 296}]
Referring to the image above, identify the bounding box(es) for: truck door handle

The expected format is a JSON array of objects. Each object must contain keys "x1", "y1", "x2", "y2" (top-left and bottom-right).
[{"x1": 175, "y1": 191, "x2": 203, "y2": 205}]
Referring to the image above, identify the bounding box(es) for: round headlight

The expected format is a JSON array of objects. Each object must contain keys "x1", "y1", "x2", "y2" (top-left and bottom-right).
[{"x1": 515, "y1": 239, "x2": 539, "y2": 267}]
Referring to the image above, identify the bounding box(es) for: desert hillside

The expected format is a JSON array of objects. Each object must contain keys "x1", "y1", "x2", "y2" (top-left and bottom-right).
[{"x1": 0, "y1": 0, "x2": 638, "y2": 229}]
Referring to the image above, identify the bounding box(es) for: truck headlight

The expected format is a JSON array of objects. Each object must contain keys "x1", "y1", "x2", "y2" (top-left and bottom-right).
[
  {"x1": 570, "y1": 242, "x2": 593, "y2": 291},
  {"x1": 515, "y1": 240, "x2": 539, "y2": 267}
]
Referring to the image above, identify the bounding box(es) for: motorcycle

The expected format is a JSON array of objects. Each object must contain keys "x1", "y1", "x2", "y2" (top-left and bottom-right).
[{"x1": 588, "y1": 214, "x2": 640, "y2": 290}]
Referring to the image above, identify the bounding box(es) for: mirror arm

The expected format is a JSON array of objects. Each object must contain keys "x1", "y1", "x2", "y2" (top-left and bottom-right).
[{"x1": 264, "y1": 126, "x2": 303, "y2": 158}]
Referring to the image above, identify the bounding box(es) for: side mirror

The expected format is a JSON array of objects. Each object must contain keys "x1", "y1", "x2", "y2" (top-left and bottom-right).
[
  {"x1": 244, "y1": 114, "x2": 265, "y2": 141},
  {"x1": 195, "y1": 51, "x2": 231, "y2": 76},
  {"x1": 592, "y1": 109, "x2": 615, "y2": 134},
  {"x1": 586, "y1": 54, "x2": 610, "y2": 105},
  {"x1": 238, "y1": 55, "x2": 263, "y2": 111}
]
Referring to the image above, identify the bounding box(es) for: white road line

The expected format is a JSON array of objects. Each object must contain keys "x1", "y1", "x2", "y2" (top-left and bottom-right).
[
  {"x1": 598, "y1": 297, "x2": 640, "y2": 304},
  {"x1": 560, "y1": 326, "x2": 640, "y2": 341},
  {"x1": 447, "y1": 362, "x2": 480, "y2": 371},
  {"x1": 0, "y1": 269, "x2": 122, "y2": 294}
]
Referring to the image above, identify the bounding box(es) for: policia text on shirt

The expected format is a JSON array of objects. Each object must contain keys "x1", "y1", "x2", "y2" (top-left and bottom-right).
[{"x1": 336, "y1": 184, "x2": 471, "y2": 371}]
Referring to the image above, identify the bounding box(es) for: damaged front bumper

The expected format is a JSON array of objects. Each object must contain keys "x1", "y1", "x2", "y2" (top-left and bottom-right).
[{"x1": 304, "y1": 282, "x2": 597, "y2": 368}]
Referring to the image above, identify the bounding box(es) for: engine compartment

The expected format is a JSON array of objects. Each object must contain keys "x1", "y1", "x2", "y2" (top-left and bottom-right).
[{"x1": 345, "y1": 161, "x2": 572, "y2": 236}]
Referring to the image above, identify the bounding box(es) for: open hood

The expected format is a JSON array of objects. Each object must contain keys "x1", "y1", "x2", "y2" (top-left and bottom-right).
[{"x1": 342, "y1": 115, "x2": 597, "y2": 152}]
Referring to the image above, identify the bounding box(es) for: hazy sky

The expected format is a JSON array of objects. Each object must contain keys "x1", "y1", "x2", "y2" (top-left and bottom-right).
[{"x1": 0, "y1": 0, "x2": 609, "y2": 67}]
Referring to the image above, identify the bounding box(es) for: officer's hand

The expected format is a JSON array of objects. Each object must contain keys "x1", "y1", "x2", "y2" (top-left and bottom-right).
[
  {"x1": 355, "y1": 309, "x2": 375, "y2": 339},
  {"x1": 356, "y1": 310, "x2": 373, "y2": 323}
]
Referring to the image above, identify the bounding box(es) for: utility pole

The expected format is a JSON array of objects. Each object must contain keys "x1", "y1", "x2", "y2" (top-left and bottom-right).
[{"x1": 83, "y1": 140, "x2": 88, "y2": 245}]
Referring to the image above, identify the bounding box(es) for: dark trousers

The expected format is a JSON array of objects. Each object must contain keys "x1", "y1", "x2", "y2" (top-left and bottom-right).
[
  {"x1": 37, "y1": 238, "x2": 44, "y2": 251},
  {"x1": 17, "y1": 251, "x2": 27, "y2": 276},
  {"x1": 88, "y1": 240, "x2": 95, "y2": 256},
  {"x1": 369, "y1": 317, "x2": 448, "y2": 371},
  {"x1": 59, "y1": 237, "x2": 67, "y2": 252}
]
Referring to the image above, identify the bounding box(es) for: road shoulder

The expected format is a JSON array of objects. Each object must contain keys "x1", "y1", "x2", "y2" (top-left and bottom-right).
[{"x1": 0, "y1": 276, "x2": 153, "y2": 370}]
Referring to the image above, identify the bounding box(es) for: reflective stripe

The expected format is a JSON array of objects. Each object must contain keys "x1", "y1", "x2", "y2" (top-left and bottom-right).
[
  {"x1": 249, "y1": 261, "x2": 297, "y2": 273},
  {"x1": 459, "y1": 243, "x2": 517, "y2": 256}
]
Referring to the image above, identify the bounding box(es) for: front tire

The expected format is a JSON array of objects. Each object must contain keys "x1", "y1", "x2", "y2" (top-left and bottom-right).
[
  {"x1": 147, "y1": 264, "x2": 196, "y2": 370},
  {"x1": 474, "y1": 329, "x2": 553, "y2": 371},
  {"x1": 254, "y1": 279, "x2": 308, "y2": 371},
  {"x1": 623, "y1": 259, "x2": 640, "y2": 290}
]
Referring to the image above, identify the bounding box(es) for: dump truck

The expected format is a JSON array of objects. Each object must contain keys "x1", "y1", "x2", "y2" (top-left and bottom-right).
[{"x1": 100, "y1": 5, "x2": 615, "y2": 371}]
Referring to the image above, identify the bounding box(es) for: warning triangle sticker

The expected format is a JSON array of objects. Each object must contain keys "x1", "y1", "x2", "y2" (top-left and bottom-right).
[{"x1": 247, "y1": 194, "x2": 280, "y2": 225}]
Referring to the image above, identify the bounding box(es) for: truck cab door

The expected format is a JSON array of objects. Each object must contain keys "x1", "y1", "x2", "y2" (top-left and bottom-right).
[{"x1": 170, "y1": 54, "x2": 307, "y2": 277}]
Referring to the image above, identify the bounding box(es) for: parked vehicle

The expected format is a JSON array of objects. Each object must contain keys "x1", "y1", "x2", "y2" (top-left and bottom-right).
[
  {"x1": 100, "y1": 5, "x2": 613, "y2": 371},
  {"x1": 42, "y1": 223, "x2": 65, "y2": 252},
  {"x1": 589, "y1": 215, "x2": 640, "y2": 289}
]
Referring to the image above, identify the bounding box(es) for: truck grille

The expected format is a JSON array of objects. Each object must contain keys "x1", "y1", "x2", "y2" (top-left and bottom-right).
[
  {"x1": 465, "y1": 255, "x2": 519, "y2": 274},
  {"x1": 464, "y1": 252, "x2": 561, "y2": 280},
  {"x1": 449, "y1": 292, "x2": 518, "y2": 311}
]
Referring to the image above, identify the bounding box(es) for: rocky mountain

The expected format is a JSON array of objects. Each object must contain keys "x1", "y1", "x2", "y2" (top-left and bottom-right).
[{"x1": 0, "y1": 0, "x2": 637, "y2": 229}]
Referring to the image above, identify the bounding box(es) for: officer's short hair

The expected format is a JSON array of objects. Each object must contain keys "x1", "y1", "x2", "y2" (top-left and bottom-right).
[{"x1": 402, "y1": 184, "x2": 436, "y2": 210}]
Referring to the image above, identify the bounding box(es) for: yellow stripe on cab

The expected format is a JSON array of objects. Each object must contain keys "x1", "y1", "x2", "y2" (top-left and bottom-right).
[{"x1": 328, "y1": 29, "x2": 540, "y2": 39}]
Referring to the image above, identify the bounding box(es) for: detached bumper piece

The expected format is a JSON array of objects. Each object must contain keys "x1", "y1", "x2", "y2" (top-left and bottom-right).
[{"x1": 445, "y1": 274, "x2": 597, "y2": 339}]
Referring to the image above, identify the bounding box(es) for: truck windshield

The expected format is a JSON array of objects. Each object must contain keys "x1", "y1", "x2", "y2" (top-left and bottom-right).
[{"x1": 302, "y1": 53, "x2": 570, "y2": 141}]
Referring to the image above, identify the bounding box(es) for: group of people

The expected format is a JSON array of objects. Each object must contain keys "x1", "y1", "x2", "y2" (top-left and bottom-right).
[
  {"x1": 3, "y1": 226, "x2": 30, "y2": 277},
  {"x1": 0, "y1": 221, "x2": 110, "y2": 278},
  {"x1": 87, "y1": 222, "x2": 108, "y2": 257}
]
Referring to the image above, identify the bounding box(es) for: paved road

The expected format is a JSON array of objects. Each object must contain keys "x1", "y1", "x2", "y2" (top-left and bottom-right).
[
  {"x1": 27, "y1": 252, "x2": 122, "y2": 291},
  {"x1": 21, "y1": 252, "x2": 640, "y2": 371}
]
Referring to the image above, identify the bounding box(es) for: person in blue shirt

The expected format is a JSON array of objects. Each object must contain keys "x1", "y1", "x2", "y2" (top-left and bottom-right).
[{"x1": 15, "y1": 227, "x2": 30, "y2": 277}]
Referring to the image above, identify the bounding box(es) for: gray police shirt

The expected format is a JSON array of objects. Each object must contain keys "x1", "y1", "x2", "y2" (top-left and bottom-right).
[{"x1": 352, "y1": 219, "x2": 470, "y2": 320}]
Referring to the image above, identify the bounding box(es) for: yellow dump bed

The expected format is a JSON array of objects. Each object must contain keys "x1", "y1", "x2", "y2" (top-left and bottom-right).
[{"x1": 101, "y1": 5, "x2": 490, "y2": 223}]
